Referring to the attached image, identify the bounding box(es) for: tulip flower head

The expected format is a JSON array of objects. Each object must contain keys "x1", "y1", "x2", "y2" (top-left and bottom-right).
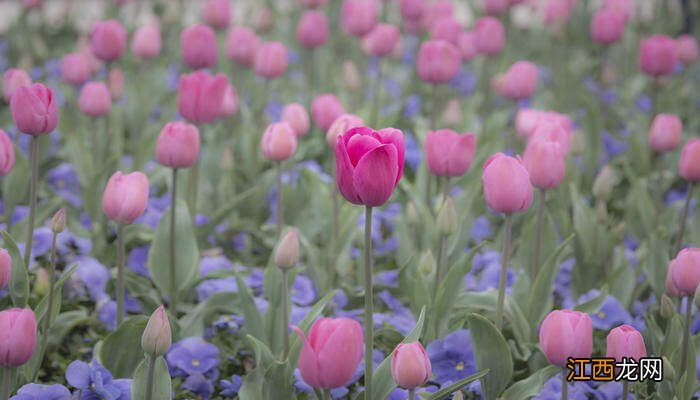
[
  {"x1": 102, "y1": 171, "x2": 150, "y2": 225},
  {"x1": 391, "y1": 342, "x2": 432, "y2": 389},
  {"x1": 10, "y1": 83, "x2": 58, "y2": 135},
  {"x1": 539, "y1": 309, "x2": 593, "y2": 367},
  {"x1": 424, "y1": 129, "x2": 476, "y2": 177},
  {"x1": 0, "y1": 308, "x2": 37, "y2": 367},
  {"x1": 482, "y1": 153, "x2": 533, "y2": 214}
]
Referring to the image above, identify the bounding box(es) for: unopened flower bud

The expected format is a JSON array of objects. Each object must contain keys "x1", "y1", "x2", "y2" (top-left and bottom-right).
[
  {"x1": 50, "y1": 208, "x2": 66, "y2": 233},
  {"x1": 437, "y1": 197, "x2": 457, "y2": 235},
  {"x1": 418, "y1": 250, "x2": 435, "y2": 278},
  {"x1": 275, "y1": 228, "x2": 299, "y2": 269},
  {"x1": 343, "y1": 61, "x2": 361, "y2": 90},
  {"x1": 662, "y1": 356, "x2": 675, "y2": 381},
  {"x1": 34, "y1": 268, "x2": 49, "y2": 297},
  {"x1": 660, "y1": 294, "x2": 675, "y2": 319},
  {"x1": 593, "y1": 165, "x2": 615, "y2": 200},
  {"x1": 406, "y1": 202, "x2": 418, "y2": 225},
  {"x1": 141, "y1": 305, "x2": 171, "y2": 356}
]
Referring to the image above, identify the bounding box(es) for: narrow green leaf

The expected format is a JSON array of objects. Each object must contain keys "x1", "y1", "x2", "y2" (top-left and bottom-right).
[
  {"x1": 2, "y1": 230, "x2": 28, "y2": 307},
  {"x1": 501, "y1": 365, "x2": 559, "y2": 400},
  {"x1": 467, "y1": 313, "x2": 513, "y2": 400},
  {"x1": 426, "y1": 369, "x2": 490, "y2": 400}
]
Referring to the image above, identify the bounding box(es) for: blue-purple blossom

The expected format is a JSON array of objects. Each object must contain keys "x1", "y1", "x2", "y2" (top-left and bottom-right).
[
  {"x1": 200, "y1": 255, "x2": 234, "y2": 276},
  {"x1": 427, "y1": 329, "x2": 477, "y2": 385},
  {"x1": 47, "y1": 163, "x2": 82, "y2": 208},
  {"x1": 10, "y1": 384, "x2": 71, "y2": 400},
  {"x1": 219, "y1": 374, "x2": 242, "y2": 397},
  {"x1": 291, "y1": 274, "x2": 316, "y2": 306},
  {"x1": 65, "y1": 360, "x2": 132, "y2": 400},
  {"x1": 166, "y1": 337, "x2": 220, "y2": 379}
]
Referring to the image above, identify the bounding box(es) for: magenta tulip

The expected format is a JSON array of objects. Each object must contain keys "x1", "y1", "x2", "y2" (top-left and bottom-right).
[
  {"x1": 416, "y1": 40, "x2": 460, "y2": 84},
  {"x1": 261, "y1": 122, "x2": 298, "y2": 162},
  {"x1": 669, "y1": 248, "x2": 700, "y2": 297},
  {"x1": 0, "y1": 308, "x2": 37, "y2": 367},
  {"x1": 156, "y1": 122, "x2": 200, "y2": 169},
  {"x1": 676, "y1": 34, "x2": 699, "y2": 64},
  {"x1": 91, "y1": 20, "x2": 127, "y2": 62},
  {"x1": 254, "y1": 42, "x2": 288, "y2": 79},
  {"x1": 399, "y1": 0, "x2": 426, "y2": 21},
  {"x1": 474, "y1": 16, "x2": 505, "y2": 56},
  {"x1": 482, "y1": 153, "x2": 533, "y2": 214},
  {"x1": 60, "y1": 53, "x2": 91, "y2": 85},
  {"x1": 178, "y1": 71, "x2": 229, "y2": 124},
  {"x1": 639, "y1": 35, "x2": 678, "y2": 77},
  {"x1": 424, "y1": 130, "x2": 476, "y2": 177},
  {"x1": 529, "y1": 122, "x2": 571, "y2": 155},
  {"x1": 391, "y1": 342, "x2": 432, "y2": 389},
  {"x1": 2, "y1": 69, "x2": 31, "y2": 102},
  {"x1": 341, "y1": 0, "x2": 377, "y2": 37},
  {"x1": 10, "y1": 83, "x2": 58, "y2": 135},
  {"x1": 590, "y1": 9, "x2": 625, "y2": 45},
  {"x1": 679, "y1": 139, "x2": 700, "y2": 182},
  {"x1": 606, "y1": 325, "x2": 647, "y2": 363},
  {"x1": 131, "y1": 25, "x2": 162, "y2": 60},
  {"x1": 181, "y1": 24, "x2": 218, "y2": 70},
  {"x1": 362, "y1": 24, "x2": 400, "y2": 57},
  {"x1": 282, "y1": 103, "x2": 310, "y2": 137},
  {"x1": 429, "y1": 16, "x2": 461, "y2": 46},
  {"x1": 457, "y1": 31, "x2": 478, "y2": 62},
  {"x1": 78, "y1": 82, "x2": 111, "y2": 117},
  {"x1": 0, "y1": 248, "x2": 10, "y2": 291},
  {"x1": 0, "y1": 130, "x2": 14, "y2": 177},
  {"x1": 102, "y1": 171, "x2": 149, "y2": 225},
  {"x1": 648, "y1": 113, "x2": 682, "y2": 153},
  {"x1": 225, "y1": 27, "x2": 261, "y2": 68},
  {"x1": 202, "y1": 0, "x2": 231, "y2": 29},
  {"x1": 297, "y1": 10, "x2": 329, "y2": 49},
  {"x1": 539, "y1": 309, "x2": 593, "y2": 367},
  {"x1": 312, "y1": 93, "x2": 345, "y2": 131},
  {"x1": 301, "y1": 0, "x2": 329, "y2": 7}
]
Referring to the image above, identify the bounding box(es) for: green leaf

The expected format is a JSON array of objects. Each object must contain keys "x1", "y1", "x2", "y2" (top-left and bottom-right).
[
  {"x1": 527, "y1": 234, "x2": 574, "y2": 327},
  {"x1": 131, "y1": 356, "x2": 172, "y2": 400},
  {"x1": 423, "y1": 369, "x2": 489, "y2": 400},
  {"x1": 99, "y1": 316, "x2": 149, "y2": 378},
  {"x1": 501, "y1": 365, "x2": 559, "y2": 400},
  {"x1": 178, "y1": 291, "x2": 237, "y2": 338},
  {"x1": 245, "y1": 335, "x2": 293, "y2": 400},
  {"x1": 2, "y1": 230, "x2": 28, "y2": 307},
  {"x1": 2, "y1": 145, "x2": 29, "y2": 216},
  {"x1": 147, "y1": 199, "x2": 199, "y2": 301},
  {"x1": 234, "y1": 270, "x2": 264, "y2": 339},
  {"x1": 467, "y1": 313, "x2": 513, "y2": 400},
  {"x1": 289, "y1": 290, "x2": 337, "y2": 367}
]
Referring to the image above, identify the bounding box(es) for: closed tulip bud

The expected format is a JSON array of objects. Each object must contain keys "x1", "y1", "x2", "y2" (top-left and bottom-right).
[
  {"x1": 203, "y1": 0, "x2": 231, "y2": 30},
  {"x1": 437, "y1": 197, "x2": 457, "y2": 235},
  {"x1": 335, "y1": 127, "x2": 405, "y2": 207},
  {"x1": 131, "y1": 26, "x2": 161, "y2": 60},
  {"x1": 178, "y1": 71, "x2": 228, "y2": 124},
  {"x1": 294, "y1": 318, "x2": 363, "y2": 389},
  {"x1": 639, "y1": 35, "x2": 678, "y2": 77},
  {"x1": 457, "y1": 31, "x2": 478, "y2": 62},
  {"x1": 0, "y1": 308, "x2": 37, "y2": 367},
  {"x1": 539, "y1": 309, "x2": 593, "y2": 367},
  {"x1": 0, "y1": 248, "x2": 10, "y2": 291},
  {"x1": 78, "y1": 82, "x2": 111, "y2": 117},
  {"x1": 219, "y1": 84, "x2": 238, "y2": 117},
  {"x1": 108, "y1": 68, "x2": 124, "y2": 101},
  {"x1": 362, "y1": 23, "x2": 400, "y2": 57},
  {"x1": 441, "y1": 98, "x2": 461, "y2": 126},
  {"x1": 418, "y1": 250, "x2": 435, "y2": 277},
  {"x1": 474, "y1": 17, "x2": 505, "y2": 56},
  {"x1": 254, "y1": 42, "x2": 288, "y2": 79},
  {"x1": 2, "y1": 69, "x2": 32, "y2": 103},
  {"x1": 60, "y1": 53, "x2": 91, "y2": 86},
  {"x1": 648, "y1": 113, "x2": 682, "y2": 153},
  {"x1": 91, "y1": 20, "x2": 127, "y2": 62},
  {"x1": 416, "y1": 40, "x2": 460, "y2": 84},
  {"x1": 34, "y1": 268, "x2": 49, "y2": 297},
  {"x1": 282, "y1": 103, "x2": 310, "y2": 137},
  {"x1": 523, "y1": 139, "x2": 565, "y2": 190},
  {"x1": 301, "y1": 0, "x2": 329, "y2": 7},
  {"x1": 606, "y1": 324, "x2": 647, "y2": 363},
  {"x1": 275, "y1": 228, "x2": 299, "y2": 269},
  {"x1": 261, "y1": 123, "x2": 297, "y2": 162},
  {"x1": 225, "y1": 27, "x2": 261, "y2": 68},
  {"x1": 312, "y1": 93, "x2": 345, "y2": 131},
  {"x1": 592, "y1": 165, "x2": 615, "y2": 200},
  {"x1": 590, "y1": 9, "x2": 625, "y2": 45},
  {"x1": 482, "y1": 0, "x2": 509, "y2": 15},
  {"x1": 676, "y1": 35, "x2": 699, "y2": 64},
  {"x1": 660, "y1": 294, "x2": 675, "y2": 318},
  {"x1": 399, "y1": 0, "x2": 426, "y2": 21},
  {"x1": 482, "y1": 153, "x2": 533, "y2": 214},
  {"x1": 50, "y1": 208, "x2": 66, "y2": 234},
  {"x1": 0, "y1": 129, "x2": 15, "y2": 177},
  {"x1": 102, "y1": 171, "x2": 149, "y2": 225},
  {"x1": 679, "y1": 139, "x2": 700, "y2": 182},
  {"x1": 429, "y1": 17, "x2": 461, "y2": 46},
  {"x1": 342, "y1": 61, "x2": 361, "y2": 90},
  {"x1": 11, "y1": 83, "x2": 58, "y2": 135},
  {"x1": 141, "y1": 305, "x2": 171, "y2": 356},
  {"x1": 297, "y1": 11, "x2": 329, "y2": 49},
  {"x1": 669, "y1": 248, "x2": 700, "y2": 297},
  {"x1": 493, "y1": 61, "x2": 538, "y2": 100},
  {"x1": 181, "y1": 24, "x2": 218, "y2": 70},
  {"x1": 326, "y1": 113, "x2": 364, "y2": 148},
  {"x1": 530, "y1": 122, "x2": 571, "y2": 155},
  {"x1": 665, "y1": 261, "x2": 680, "y2": 297},
  {"x1": 425, "y1": 130, "x2": 476, "y2": 177},
  {"x1": 391, "y1": 342, "x2": 432, "y2": 389},
  {"x1": 156, "y1": 122, "x2": 200, "y2": 169},
  {"x1": 543, "y1": 0, "x2": 574, "y2": 26},
  {"x1": 421, "y1": 0, "x2": 453, "y2": 31},
  {"x1": 341, "y1": 0, "x2": 378, "y2": 37}
]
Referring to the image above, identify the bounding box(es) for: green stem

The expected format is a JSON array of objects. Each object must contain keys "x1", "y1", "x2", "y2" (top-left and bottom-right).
[
  {"x1": 23, "y1": 136, "x2": 39, "y2": 270},
  {"x1": 363, "y1": 206, "x2": 374, "y2": 399},
  {"x1": 369, "y1": 58, "x2": 383, "y2": 127},
  {"x1": 116, "y1": 222, "x2": 125, "y2": 326},
  {"x1": 91, "y1": 117, "x2": 98, "y2": 170},
  {"x1": 187, "y1": 161, "x2": 198, "y2": 223},
  {"x1": 323, "y1": 388, "x2": 332, "y2": 400},
  {"x1": 679, "y1": 296, "x2": 693, "y2": 379},
  {"x1": 40, "y1": 232, "x2": 58, "y2": 359},
  {"x1": 276, "y1": 161, "x2": 283, "y2": 238},
  {"x1": 495, "y1": 214, "x2": 513, "y2": 331},
  {"x1": 433, "y1": 232, "x2": 446, "y2": 338},
  {"x1": 306, "y1": 49, "x2": 316, "y2": 98},
  {"x1": 145, "y1": 354, "x2": 157, "y2": 400},
  {"x1": 621, "y1": 380, "x2": 629, "y2": 400},
  {"x1": 429, "y1": 83, "x2": 438, "y2": 130},
  {"x1": 1, "y1": 366, "x2": 9, "y2": 400},
  {"x1": 282, "y1": 268, "x2": 290, "y2": 359},
  {"x1": 676, "y1": 182, "x2": 694, "y2": 253},
  {"x1": 533, "y1": 189, "x2": 546, "y2": 278},
  {"x1": 650, "y1": 77, "x2": 659, "y2": 118},
  {"x1": 170, "y1": 168, "x2": 178, "y2": 316},
  {"x1": 561, "y1": 368, "x2": 568, "y2": 400},
  {"x1": 408, "y1": 388, "x2": 415, "y2": 400}
]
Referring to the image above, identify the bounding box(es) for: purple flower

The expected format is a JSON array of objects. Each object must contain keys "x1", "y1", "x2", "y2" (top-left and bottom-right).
[
  {"x1": 534, "y1": 373, "x2": 592, "y2": 400},
  {"x1": 72, "y1": 256, "x2": 111, "y2": 302},
  {"x1": 65, "y1": 360, "x2": 132, "y2": 400},
  {"x1": 601, "y1": 131, "x2": 628, "y2": 159},
  {"x1": 291, "y1": 305, "x2": 312, "y2": 325},
  {"x1": 200, "y1": 255, "x2": 233, "y2": 276},
  {"x1": 127, "y1": 245, "x2": 150, "y2": 277},
  {"x1": 636, "y1": 95, "x2": 652, "y2": 113},
  {"x1": 404, "y1": 95, "x2": 421, "y2": 119},
  {"x1": 470, "y1": 216, "x2": 492, "y2": 242},
  {"x1": 182, "y1": 373, "x2": 215, "y2": 399},
  {"x1": 291, "y1": 275, "x2": 316, "y2": 306},
  {"x1": 375, "y1": 290, "x2": 416, "y2": 335},
  {"x1": 48, "y1": 163, "x2": 82, "y2": 208},
  {"x1": 427, "y1": 329, "x2": 477, "y2": 385},
  {"x1": 450, "y1": 68, "x2": 477, "y2": 97},
  {"x1": 166, "y1": 63, "x2": 180, "y2": 91},
  {"x1": 196, "y1": 277, "x2": 238, "y2": 302},
  {"x1": 376, "y1": 270, "x2": 399, "y2": 287},
  {"x1": 10, "y1": 384, "x2": 71, "y2": 400},
  {"x1": 219, "y1": 374, "x2": 242, "y2": 398},
  {"x1": 403, "y1": 132, "x2": 422, "y2": 171},
  {"x1": 56, "y1": 230, "x2": 92, "y2": 256},
  {"x1": 166, "y1": 337, "x2": 220, "y2": 378},
  {"x1": 387, "y1": 386, "x2": 438, "y2": 399},
  {"x1": 213, "y1": 314, "x2": 243, "y2": 333}
]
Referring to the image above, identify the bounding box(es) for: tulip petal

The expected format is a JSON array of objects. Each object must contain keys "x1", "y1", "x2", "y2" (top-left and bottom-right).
[
  {"x1": 375, "y1": 128, "x2": 405, "y2": 183},
  {"x1": 293, "y1": 326, "x2": 321, "y2": 388},
  {"x1": 353, "y1": 144, "x2": 399, "y2": 207},
  {"x1": 335, "y1": 134, "x2": 362, "y2": 204},
  {"x1": 316, "y1": 320, "x2": 363, "y2": 388}
]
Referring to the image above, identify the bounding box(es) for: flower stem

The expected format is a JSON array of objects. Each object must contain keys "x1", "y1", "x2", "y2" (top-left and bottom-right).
[
  {"x1": 1, "y1": 366, "x2": 9, "y2": 400},
  {"x1": 408, "y1": 389, "x2": 415, "y2": 400},
  {"x1": 187, "y1": 161, "x2": 198, "y2": 224},
  {"x1": 282, "y1": 268, "x2": 290, "y2": 359},
  {"x1": 276, "y1": 161, "x2": 283, "y2": 238},
  {"x1": 91, "y1": 117, "x2": 98, "y2": 170},
  {"x1": 561, "y1": 368, "x2": 568, "y2": 400},
  {"x1": 533, "y1": 188, "x2": 546, "y2": 278},
  {"x1": 429, "y1": 83, "x2": 438, "y2": 130},
  {"x1": 116, "y1": 222, "x2": 126, "y2": 326},
  {"x1": 323, "y1": 389, "x2": 332, "y2": 400},
  {"x1": 369, "y1": 58, "x2": 383, "y2": 127},
  {"x1": 621, "y1": 380, "x2": 629, "y2": 400},
  {"x1": 496, "y1": 214, "x2": 513, "y2": 331},
  {"x1": 676, "y1": 182, "x2": 694, "y2": 253},
  {"x1": 145, "y1": 354, "x2": 157, "y2": 400},
  {"x1": 650, "y1": 77, "x2": 659, "y2": 118},
  {"x1": 23, "y1": 136, "x2": 39, "y2": 270},
  {"x1": 363, "y1": 205, "x2": 374, "y2": 399},
  {"x1": 680, "y1": 296, "x2": 693, "y2": 379},
  {"x1": 40, "y1": 232, "x2": 58, "y2": 358},
  {"x1": 170, "y1": 168, "x2": 178, "y2": 316}
]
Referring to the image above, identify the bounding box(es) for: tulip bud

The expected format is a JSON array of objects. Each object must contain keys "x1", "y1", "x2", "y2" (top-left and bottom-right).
[
  {"x1": 0, "y1": 308, "x2": 37, "y2": 367},
  {"x1": 391, "y1": 342, "x2": 432, "y2": 389},
  {"x1": 592, "y1": 165, "x2": 615, "y2": 200},
  {"x1": 341, "y1": 0, "x2": 378, "y2": 37},
  {"x1": 312, "y1": 94, "x2": 345, "y2": 131},
  {"x1": 639, "y1": 35, "x2": 678, "y2": 77},
  {"x1": 2, "y1": 69, "x2": 32, "y2": 103},
  {"x1": 539, "y1": 309, "x2": 593, "y2": 367},
  {"x1": 261, "y1": 122, "x2": 297, "y2": 162},
  {"x1": 416, "y1": 40, "x2": 460, "y2": 84},
  {"x1": 676, "y1": 35, "x2": 699, "y2": 65},
  {"x1": 482, "y1": 153, "x2": 533, "y2": 214},
  {"x1": 281, "y1": 103, "x2": 310, "y2": 137},
  {"x1": 418, "y1": 250, "x2": 435, "y2": 278},
  {"x1": 50, "y1": 208, "x2": 66, "y2": 234},
  {"x1": 141, "y1": 305, "x2": 172, "y2": 356},
  {"x1": 669, "y1": 248, "x2": 700, "y2": 297},
  {"x1": 275, "y1": 229, "x2": 299, "y2": 269},
  {"x1": 131, "y1": 25, "x2": 161, "y2": 60},
  {"x1": 10, "y1": 83, "x2": 58, "y2": 136},
  {"x1": 590, "y1": 9, "x2": 625, "y2": 45},
  {"x1": 523, "y1": 138, "x2": 566, "y2": 190},
  {"x1": 425, "y1": 130, "x2": 477, "y2": 177},
  {"x1": 156, "y1": 122, "x2": 201, "y2": 169},
  {"x1": 181, "y1": 24, "x2": 218, "y2": 70},
  {"x1": 0, "y1": 129, "x2": 15, "y2": 177},
  {"x1": 102, "y1": 171, "x2": 150, "y2": 225},
  {"x1": 648, "y1": 113, "x2": 682, "y2": 153},
  {"x1": 178, "y1": 71, "x2": 229, "y2": 124},
  {"x1": 254, "y1": 42, "x2": 289, "y2": 80},
  {"x1": 474, "y1": 16, "x2": 505, "y2": 56},
  {"x1": 225, "y1": 27, "x2": 260, "y2": 68},
  {"x1": 678, "y1": 139, "x2": 700, "y2": 182},
  {"x1": 342, "y1": 61, "x2": 361, "y2": 90},
  {"x1": 91, "y1": 20, "x2": 127, "y2": 62},
  {"x1": 78, "y1": 81, "x2": 111, "y2": 117},
  {"x1": 660, "y1": 294, "x2": 675, "y2": 319},
  {"x1": 296, "y1": 10, "x2": 329, "y2": 49},
  {"x1": 0, "y1": 248, "x2": 10, "y2": 291},
  {"x1": 606, "y1": 324, "x2": 647, "y2": 363},
  {"x1": 362, "y1": 23, "x2": 400, "y2": 57},
  {"x1": 429, "y1": 16, "x2": 461, "y2": 46},
  {"x1": 202, "y1": 0, "x2": 231, "y2": 30},
  {"x1": 219, "y1": 84, "x2": 238, "y2": 117},
  {"x1": 60, "y1": 53, "x2": 91, "y2": 86},
  {"x1": 34, "y1": 268, "x2": 49, "y2": 297},
  {"x1": 437, "y1": 197, "x2": 457, "y2": 235}
]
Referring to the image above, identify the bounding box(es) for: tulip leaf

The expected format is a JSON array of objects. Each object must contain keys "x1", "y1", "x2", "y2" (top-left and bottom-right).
[
  {"x1": 501, "y1": 365, "x2": 559, "y2": 400},
  {"x1": 234, "y1": 270, "x2": 265, "y2": 340},
  {"x1": 2, "y1": 145, "x2": 29, "y2": 220},
  {"x1": 131, "y1": 355, "x2": 172, "y2": 400},
  {"x1": 2, "y1": 230, "x2": 28, "y2": 308},
  {"x1": 244, "y1": 335, "x2": 294, "y2": 400},
  {"x1": 527, "y1": 234, "x2": 574, "y2": 327},
  {"x1": 178, "y1": 291, "x2": 237, "y2": 338},
  {"x1": 99, "y1": 315, "x2": 148, "y2": 378},
  {"x1": 423, "y1": 369, "x2": 490, "y2": 400},
  {"x1": 467, "y1": 313, "x2": 513, "y2": 400}
]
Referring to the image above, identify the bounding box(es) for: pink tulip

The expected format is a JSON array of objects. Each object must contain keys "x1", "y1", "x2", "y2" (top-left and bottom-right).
[
  {"x1": 109, "y1": 68, "x2": 124, "y2": 101},
  {"x1": 297, "y1": 11, "x2": 329, "y2": 49},
  {"x1": 606, "y1": 325, "x2": 647, "y2": 363},
  {"x1": 421, "y1": 0, "x2": 453, "y2": 31},
  {"x1": 602, "y1": 0, "x2": 634, "y2": 21},
  {"x1": 60, "y1": 53, "x2": 91, "y2": 85},
  {"x1": 10, "y1": 83, "x2": 58, "y2": 135},
  {"x1": 416, "y1": 40, "x2": 460, "y2": 84},
  {"x1": 399, "y1": 0, "x2": 426, "y2": 22},
  {"x1": 457, "y1": 31, "x2": 478, "y2": 62},
  {"x1": 341, "y1": 0, "x2": 378, "y2": 37},
  {"x1": 474, "y1": 17, "x2": 505, "y2": 56},
  {"x1": 91, "y1": 20, "x2": 127, "y2": 62},
  {"x1": 261, "y1": 123, "x2": 298, "y2": 162},
  {"x1": 0, "y1": 130, "x2": 14, "y2": 177},
  {"x1": 529, "y1": 122, "x2": 571, "y2": 155},
  {"x1": 676, "y1": 34, "x2": 699, "y2": 64},
  {"x1": 666, "y1": 266, "x2": 680, "y2": 297},
  {"x1": 492, "y1": 61, "x2": 538, "y2": 100},
  {"x1": 639, "y1": 35, "x2": 678, "y2": 77},
  {"x1": 429, "y1": 17, "x2": 461, "y2": 46},
  {"x1": 102, "y1": 171, "x2": 149, "y2": 224},
  {"x1": 203, "y1": 0, "x2": 231, "y2": 29},
  {"x1": 539, "y1": 309, "x2": 593, "y2": 367},
  {"x1": 670, "y1": 248, "x2": 700, "y2": 296},
  {"x1": 516, "y1": 109, "x2": 571, "y2": 138},
  {"x1": 648, "y1": 113, "x2": 682, "y2": 153},
  {"x1": 22, "y1": 0, "x2": 42, "y2": 9},
  {"x1": 156, "y1": 122, "x2": 201, "y2": 169},
  {"x1": 2, "y1": 69, "x2": 32, "y2": 103},
  {"x1": 543, "y1": 0, "x2": 575, "y2": 26},
  {"x1": 362, "y1": 24, "x2": 401, "y2": 57},
  {"x1": 0, "y1": 248, "x2": 10, "y2": 290},
  {"x1": 178, "y1": 71, "x2": 229, "y2": 124},
  {"x1": 78, "y1": 82, "x2": 111, "y2": 117},
  {"x1": 294, "y1": 318, "x2": 363, "y2": 389},
  {"x1": 312, "y1": 94, "x2": 345, "y2": 131},
  {"x1": 326, "y1": 113, "x2": 364, "y2": 147},
  {"x1": 391, "y1": 342, "x2": 432, "y2": 389},
  {"x1": 335, "y1": 126, "x2": 404, "y2": 207},
  {"x1": 254, "y1": 42, "x2": 288, "y2": 79},
  {"x1": 0, "y1": 308, "x2": 37, "y2": 367},
  {"x1": 482, "y1": 0, "x2": 509, "y2": 15},
  {"x1": 482, "y1": 152, "x2": 533, "y2": 213},
  {"x1": 282, "y1": 103, "x2": 310, "y2": 137},
  {"x1": 523, "y1": 138, "x2": 566, "y2": 189},
  {"x1": 225, "y1": 27, "x2": 261, "y2": 68},
  {"x1": 220, "y1": 84, "x2": 238, "y2": 117},
  {"x1": 424, "y1": 130, "x2": 476, "y2": 177},
  {"x1": 301, "y1": 0, "x2": 329, "y2": 7},
  {"x1": 590, "y1": 9, "x2": 625, "y2": 45},
  {"x1": 181, "y1": 24, "x2": 218, "y2": 70},
  {"x1": 679, "y1": 139, "x2": 700, "y2": 182},
  {"x1": 131, "y1": 25, "x2": 161, "y2": 60},
  {"x1": 255, "y1": 7, "x2": 274, "y2": 33}
]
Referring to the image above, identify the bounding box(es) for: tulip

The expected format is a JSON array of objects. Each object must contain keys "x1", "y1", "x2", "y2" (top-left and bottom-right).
[
  {"x1": 679, "y1": 139, "x2": 700, "y2": 182},
  {"x1": 254, "y1": 42, "x2": 288, "y2": 79},
  {"x1": 156, "y1": 122, "x2": 200, "y2": 169},
  {"x1": 429, "y1": 16, "x2": 461, "y2": 46},
  {"x1": 326, "y1": 113, "x2": 364, "y2": 147},
  {"x1": 11, "y1": 83, "x2": 58, "y2": 136},
  {"x1": 281, "y1": 103, "x2": 310, "y2": 137},
  {"x1": 2, "y1": 69, "x2": 31, "y2": 103},
  {"x1": 539, "y1": 310, "x2": 592, "y2": 367},
  {"x1": 275, "y1": 229, "x2": 299, "y2": 270},
  {"x1": 341, "y1": 0, "x2": 377, "y2": 37},
  {"x1": 181, "y1": 24, "x2": 218, "y2": 70},
  {"x1": 0, "y1": 308, "x2": 37, "y2": 367},
  {"x1": 60, "y1": 53, "x2": 91, "y2": 86},
  {"x1": 669, "y1": 248, "x2": 700, "y2": 379},
  {"x1": 457, "y1": 31, "x2": 478, "y2": 62},
  {"x1": 131, "y1": 25, "x2": 161, "y2": 60},
  {"x1": 474, "y1": 17, "x2": 505, "y2": 56},
  {"x1": 492, "y1": 61, "x2": 538, "y2": 100},
  {"x1": 301, "y1": 0, "x2": 329, "y2": 7},
  {"x1": 676, "y1": 35, "x2": 698, "y2": 64},
  {"x1": 294, "y1": 318, "x2": 363, "y2": 389},
  {"x1": 103, "y1": 171, "x2": 149, "y2": 225},
  {"x1": 482, "y1": 0, "x2": 509, "y2": 15},
  {"x1": 261, "y1": 123, "x2": 297, "y2": 162},
  {"x1": 543, "y1": 0, "x2": 575, "y2": 26},
  {"x1": 399, "y1": 0, "x2": 426, "y2": 22},
  {"x1": 219, "y1": 84, "x2": 238, "y2": 117},
  {"x1": 421, "y1": 0, "x2": 452, "y2": 31},
  {"x1": 178, "y1": 71, "x2": 229, "y2": 124},
  {"x1": 648, "y1": 113, "x2": 682, "y2": 153},
  {"x1": 255, "y1": 6, "x2": 274, "y2": 33},
  {"x1": 0, "y1": 248, "x2": 10, "y2": 291},
  {"x1": 141, "y1": 305, "x2": 172, "y2": 356},
  {"x1": 22, "y1": 0, "x2": 42, "y2": 9},
  {"x1": 391, "y1": 342, "x2": 432, "y2": 389},
  {"x1": 225, "y1": 27, "x2": 261, "y2": 68},
  {"x1": 482, "y1": 153, "x2": 533, "y2": 214},
  {"x1": 666, "y1": 265, "x2": 680, "y2": 297},
  {"x1": 424, "y1": 130, "x2": 476, "y2": 177},
  {"x1": 590, "y1": 9, "x2": 625, "y2": 45},
  {"x1": 202, "y1": 0, "x2": 231, "y2": 29},
  {"x1": 639, "y1": 35, "x2": 678, "y2": 77},
  {"x1": 297, "y1": 11, "x2": 329, "y2": 49},
  {"x1": 78, "y1": 82, "x2": 111, "y2": 117},
  {"x1": 312, "y1": 94, "x2": 345, "y2": 131},
  {"x1": 108, "y1": 68, "x2": 124, "y2": 101},
  {"x1": 416, "y1": 40, "x2": 460, "y2": 84},
  {"x1": 606, "y1": 325, "x2": 647, "y2": 363},
  {"x1": 602, "y1": 0, "x2": 634, "y2": 20},
  {"x1": 523, "y1": 139, "x2": 565, "y2": 190},
  {"x1": 530, "y1": 122, "x2": 571, "y2": 156},
  {"x1": 91, "y1": 20, "x2": 127, "y2": 62},
  {"x1": 362, "y1": 24, "x2": 400, "y2": 57},
  {"x1": 0, "y1": 130, "x2": 15, "y2": 177}
]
